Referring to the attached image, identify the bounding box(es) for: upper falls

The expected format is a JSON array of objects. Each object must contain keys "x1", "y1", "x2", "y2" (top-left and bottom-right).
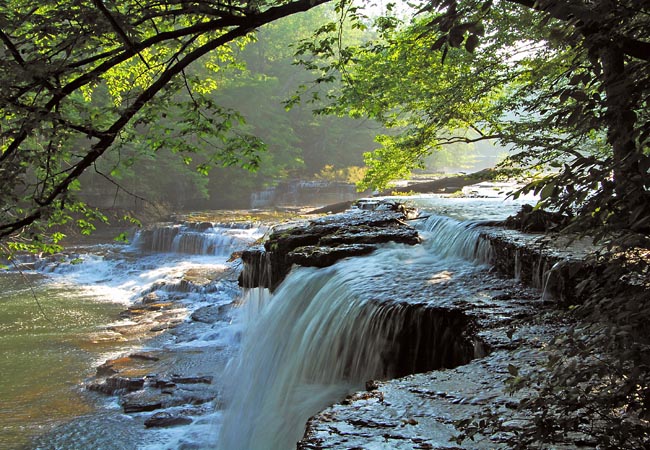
[{"x1": 133, "y1": 221, "x2": 263, "y2": 256}]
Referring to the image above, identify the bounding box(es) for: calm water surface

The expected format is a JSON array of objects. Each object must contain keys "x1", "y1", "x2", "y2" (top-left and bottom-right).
[{"x1": 0, "y1": 272, "x2": 128, "y2": 449}]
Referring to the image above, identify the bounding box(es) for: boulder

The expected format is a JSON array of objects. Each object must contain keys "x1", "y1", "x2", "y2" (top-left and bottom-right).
[
  {"x1": 171, "y1": 375, "x2": 213, "y2": 385},
  {"x1": 141, "y1": 292, "x2": 160, "y2": 304},
  {"x1": 190, "y1": 305, "x2": 229, "y2": 324},
  {"x1": 120, "y1": 390, "x2": 164, "y2": 413},
  {"x1": 144, "y1": 412, "x2": 193, "y2": 428},
  {"x1": 287, "y1": 244, "x2": 376, "y2": 268},
  {"x1": 88, "y1": 376, "x2": 145, "y2": 395}
]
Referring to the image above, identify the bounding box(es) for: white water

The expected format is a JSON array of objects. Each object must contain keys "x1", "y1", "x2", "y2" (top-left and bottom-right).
[
  {"x1": 3, "y1": 221, "x2": 265, "y2": 450},
  {"x1": 133, "y1": 222, "x2": 263, "y2": 256},
  {"x1": 4, "y1": 197, "x2": 534, "y2": 449},
  {"x1": 216, "y1": 214, "x2": 495, "y2": 450}
]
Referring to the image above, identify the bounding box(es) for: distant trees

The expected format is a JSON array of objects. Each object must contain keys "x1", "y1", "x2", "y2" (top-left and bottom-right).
[
  {"x1": 201, "y1": 10, "x2": 380, "y2": 207},
  {"x1": 1, "y1": 0, "x2": 648, "y2": 255},
  {"x1": 0, "y1": 1, "x2": 384, "y2": 256},
  {"x1": 303, "y1": 2, "x2": 648, "y2": 447}
]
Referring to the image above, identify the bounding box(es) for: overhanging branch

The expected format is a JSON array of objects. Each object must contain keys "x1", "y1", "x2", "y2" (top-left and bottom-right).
[{"x1": 0, "y1": 0, "x2": 334, "y2": 239}]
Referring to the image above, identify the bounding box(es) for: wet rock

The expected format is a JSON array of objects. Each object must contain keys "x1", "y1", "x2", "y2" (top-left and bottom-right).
[
  {"x1": 96, "y1": 360, "x2": 119, "y2": 377},
  {"x1": 141, "y1": 292, "x2": 160, "y2": 304},
  {"x1": 144, "y1": 412, "x2": 193, "y2": 428},
  {"x1": 153, "y1": 379, "x2": 177, "y2": 389},
  {"x1": 298, "y1": 349, "x2": 542, "y2": 449},
  {"x1": 319, "y1": 225, "x2": 420, "y2": 247},
  {"x1": 94, "y1": 355, "x2": 160, "y2": 380},
  {"x1": 239, "y1": 206, "x2": 421, "y2": 290},
  {"x1": 88, "y1": 376, "x2": 144, "y2": 395},
  {"x1": 129, "y1": 352, "x2": 160, "y2": 361},
  {"x1": 480, "y1": 228, "x2": 595, "y2": 303},
  {"x1": 171, "y1": 375, "x2": 213, "y2": 385},
  {"x1": 174, "y1": 389, "x2": 214, "y2": 405},
  {"x1": 120, "y1": 391, "x2": 164, "y2": 413},
  {"x1": 96, "y1": 356, "x2": 136, "y2": 376},
  {"x1": 366, "y1": 380, "x2": 380, "y2": 391},
  {"x1": 120, "y1": 307, "x2": 146, "y2": 318},
  {"x1": 150, "y1": 322, "x2": 180, "y2": 332},
  {"x1": 190, "y1": 304, "x2": 229, "y2": 324},
  {"x1": 287, "y1": 244, "x2": 376, "y2": 268},
  {"x1": 184, "y1": 267, "x2": 230, "y2": 285},
  {"x1": 145, "y1": 302, "x2": 174, "y2": 311}
]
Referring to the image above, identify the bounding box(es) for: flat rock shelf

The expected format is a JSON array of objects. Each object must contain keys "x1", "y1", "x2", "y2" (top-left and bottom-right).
[{"x1": 238, "y1": 205, "x2": 616, "y2": 449}]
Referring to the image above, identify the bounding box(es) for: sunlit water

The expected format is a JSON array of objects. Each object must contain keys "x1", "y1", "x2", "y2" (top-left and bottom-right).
[
  {"x1": 0, "y1": 272, "x2": 127, "y2": 449},
  {"x1": 216, "y1": 213, "x2": 499, "y2": 450},
  {"x1": 0, "y1": 224, "x2": 263, "y2": 450},
  {"x1": 0, "y1": 194, "x2": 535, "y2": 449}
]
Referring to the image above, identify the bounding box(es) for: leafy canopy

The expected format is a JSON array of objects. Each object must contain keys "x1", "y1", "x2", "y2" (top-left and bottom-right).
[
  {"x1": 0, "y1": 0, "x2": 334, "y2": 257},
  {"x1": 299, "y1": 0, "x2": 649, "y2": 237}
]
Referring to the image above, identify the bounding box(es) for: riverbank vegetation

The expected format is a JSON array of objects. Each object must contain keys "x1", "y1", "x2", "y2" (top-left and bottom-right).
[
  {"x1": 1, "y1": 0, "x2": 649, "y2": 447},
  {"x1": 300, "y1": 0, "x2": 649, "y2": 241}
]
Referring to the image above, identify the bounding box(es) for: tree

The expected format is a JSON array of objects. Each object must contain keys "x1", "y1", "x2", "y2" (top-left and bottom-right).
[
  {"x1": 2, "y1": 0, "x2": 648, "y2": 248},
  {"x1": 418, "y1": 0, "x2": 650, "y2": 237},
  {"x1": 302, "y1": 0, "x2": 649, "y2": 235},
  {"x1": 0, "y1": 0, "x2": 333, "y2": 256},
  {"x1": 312, "y1": 3, "x2": 647, "y2": 447}
]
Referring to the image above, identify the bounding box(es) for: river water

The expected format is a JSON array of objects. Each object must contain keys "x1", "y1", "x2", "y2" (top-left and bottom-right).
[{"x1": 0, "y1": 193, "x2": 534, "y2": 449}]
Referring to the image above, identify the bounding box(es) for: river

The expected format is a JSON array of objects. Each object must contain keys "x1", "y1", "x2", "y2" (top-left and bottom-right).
[{"x1": 0, "y1": 193, "x2": 534, "y2": 449}]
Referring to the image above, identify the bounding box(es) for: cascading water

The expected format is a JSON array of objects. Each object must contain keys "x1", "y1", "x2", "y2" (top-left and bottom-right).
[
  {"x1": 216, "y1": 214, "x2": 493, "y2": 450},
  {"x1": 134, "y1": 222, "x2": 263, "y2": 256},
  {"x1": 2, "y1": 196, "x2": 536, "y2": 450},
  {"x1": 418, "y1": 215, "x2": 493, "y2": 263},
  {"x1": 0, "y1": 219, "x2": 267, "y2": 450}
]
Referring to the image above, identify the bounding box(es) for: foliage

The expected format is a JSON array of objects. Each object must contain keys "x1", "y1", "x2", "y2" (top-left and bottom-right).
[
  {"x1": 0, "y1": 0, "x2": 337, "y2": 258},
  {"x1": 292, "y1": 2, "x2": 650, "y2": 447},
  {"x1": 298, "y1": 0, "x2": 650, "y2": 238},
  {"x1": 315, "y1": 164, "x2": 367, "y2": 183}
]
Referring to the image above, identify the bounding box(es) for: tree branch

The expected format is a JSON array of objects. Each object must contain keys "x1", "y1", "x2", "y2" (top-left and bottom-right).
[
  {"x1": 0, "y1": 0, "x2": 333, "y2": 238},
  {"x1": 92, "y1": 0, "x2": 152, "y2": 69},
  {"x1": 0, "y1": 28, "x2": 26, "y2": 67},
  {"x1": 437, "y1": 134, "x2": 502, "y2": 145},
  {"x1": 504, "y1": 0, "x2": 650, "y2": 62},
  {"x1": 93, "y1": 164, "x2": 152, "y2": 205}
]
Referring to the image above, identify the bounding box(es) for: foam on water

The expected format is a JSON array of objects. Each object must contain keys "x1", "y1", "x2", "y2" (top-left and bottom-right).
[
  {"x1": 5, "y1": 198, "x2": 528, "y2": 449},
  {"x1": 132, "y1": 222, "x2": 265, "y2": 256}
]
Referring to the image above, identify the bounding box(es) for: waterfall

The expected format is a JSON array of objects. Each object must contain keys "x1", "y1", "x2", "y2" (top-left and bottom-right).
[
  {"x1": 133, "y1": 222, "x2": 263, "y2": 256},
  {"x1": 217, "y1": 215, "x2": 490, "y2": 450},
  {"x1": 417, "y1": 215, "x2": 493, "y2": 263}
]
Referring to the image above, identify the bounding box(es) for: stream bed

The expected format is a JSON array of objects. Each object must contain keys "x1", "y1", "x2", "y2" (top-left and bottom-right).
[{"x1": 1, "y1": 194, "x2": 535, "y2": 449}]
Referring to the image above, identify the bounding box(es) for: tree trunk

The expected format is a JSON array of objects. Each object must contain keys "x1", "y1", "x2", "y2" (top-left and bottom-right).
[{"x1": 599, "y1": 45, "x2": 638, "y2": 198}]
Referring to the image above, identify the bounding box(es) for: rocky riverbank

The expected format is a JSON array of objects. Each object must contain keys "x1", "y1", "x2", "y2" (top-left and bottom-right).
[
  {"x1": 73, "y1": 200, "x2": 641, "y2": 449},
  {"x1": 82, "y1": 265, "x2": 240, "y2": 431},
  {"x1": 239, "y1": 202, "x2": 420, "y2": 291},
  {"x1": 235, "y1": 202, "x2": 620, "y2": 449}
]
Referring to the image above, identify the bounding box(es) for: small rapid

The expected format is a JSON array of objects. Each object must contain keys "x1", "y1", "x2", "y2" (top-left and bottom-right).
[
  {"x1": 133, "y1": 222, "x2": 263, "y2": 256},
  {"x1": 0, "y1": 220, "x2": 266, "y2": 450}
]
